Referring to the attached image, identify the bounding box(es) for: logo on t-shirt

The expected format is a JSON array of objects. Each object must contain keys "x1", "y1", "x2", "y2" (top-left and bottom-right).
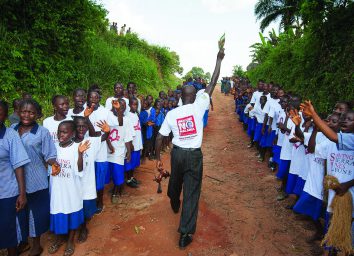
[
  {"x1": 177, "y1": 115, "x2": 197, "y2": 137},
  {"x1": 109, "y1": 129, "x2": 121, "y2": 142},
  {"x1": 134, "y1": 120, "x2": 141, "y2": 131}
]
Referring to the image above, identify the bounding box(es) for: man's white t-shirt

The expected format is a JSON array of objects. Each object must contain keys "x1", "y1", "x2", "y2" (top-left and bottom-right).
[
  {"x1": 50, "y1": 143, "x2": 83, "y2": 214},
  {"x1": 81, "y1": 136, "x2": 101, "y2": 200},
  {"x1": 89, "y1": 106, "x2": 110, "y2": 162},
  {"x1": 316, "y1": 138, "x2": 354, "y2": 216},
  {"x1": 105, "y1": 96, "x2": 130, "y2": 116},
  {"x1": 159, "y1": 92, "x2": 210, "y2": 148},
  {"x1": 126, "y1": 112, "x2": 143, "y2": 151},
  {"x1": 107, "y1": 116, "x2": 134, "y2": 165}
]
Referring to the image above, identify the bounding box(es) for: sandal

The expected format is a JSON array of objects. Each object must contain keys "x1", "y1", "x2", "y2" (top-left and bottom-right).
[
  {"x1": 63, "y1": 246, "x2": 75, "y2": 256},
  {"x1": 111, "y1": 194, "x2": 121, "y2": 204},
  {"x1": 48, "y1": 240, "x2": 65, "y2": 254}
]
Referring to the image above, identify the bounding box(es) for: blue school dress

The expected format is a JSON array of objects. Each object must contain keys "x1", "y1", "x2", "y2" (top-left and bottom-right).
[
  {"x1": 146, "y1": 107, "x2": 156, "y2": 140},
  {"x1": 0, "y1": 125, "x2": 31, "y2": 248},
  {"x1": 13, "y1": 123, "x2": 56, "y2": 241}
]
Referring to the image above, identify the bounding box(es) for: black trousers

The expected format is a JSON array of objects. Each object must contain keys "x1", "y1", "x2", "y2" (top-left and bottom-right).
[{"x1": 168, "y1": 146, "x2": 203, "y2": 234}]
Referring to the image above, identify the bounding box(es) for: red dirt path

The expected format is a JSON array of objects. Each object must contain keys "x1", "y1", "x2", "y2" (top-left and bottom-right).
[{"x1": 26, "y1": 87, "x2": 317, "y2": 255}]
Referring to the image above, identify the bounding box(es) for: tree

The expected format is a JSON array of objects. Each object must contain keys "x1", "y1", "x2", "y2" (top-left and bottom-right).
[
  {"x1": 183, "y1": 67, "x2": 209, "y2": 80},
  {"x1": 255, "y1": 0, "x2": 301, "y2": 32},
  {"x1": 232, "y1": 65, "x2": 246, "y2": 78}
]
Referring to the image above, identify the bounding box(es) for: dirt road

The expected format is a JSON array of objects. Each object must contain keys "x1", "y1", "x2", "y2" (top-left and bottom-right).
[{"x1": 39, "y1": 87, "x2": 315, "y2": 255}]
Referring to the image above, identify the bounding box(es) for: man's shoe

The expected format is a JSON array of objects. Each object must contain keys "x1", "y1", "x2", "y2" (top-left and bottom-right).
[
  {"x1": 170, "y1": 199, "x2": 180, "y2": 214},
  {"x1": 179, "y1": 234, "x2": 192, "y2": 249}
]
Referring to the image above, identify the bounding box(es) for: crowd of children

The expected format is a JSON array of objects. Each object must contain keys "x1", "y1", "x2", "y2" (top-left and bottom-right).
[
  {"x1": 0, "y1": 79, "x2": 213, "y2": 256},
  {"x1": 234, "y1": 77, "x2": 354, "y2": 255}
]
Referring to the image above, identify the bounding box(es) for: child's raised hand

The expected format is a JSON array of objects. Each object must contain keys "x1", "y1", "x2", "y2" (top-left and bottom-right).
[
  {"x1": 78, "y1": 140, "x2": 91, "y2": 154},
  {"x1": 97, "y1": 120, "x2": 110, "y2": 133},
  {"x1": 51, "y1": 163, "x2": 61, "y2": 176},
  {"x1": 112, "y1": 99, "x2": 120, "y2": 110},
  {"x1": 292, "y1": 133, "x2": 303, "y2": 143},
  {"x1": 300, "y1": 100, "x2": 315, "y2": 118},
  {"x1": 289, "y1": 109, "x2": 301, "y2": 126},
  {"x1": 84, "y1": 104, "x2": 95, "y2": 117}
]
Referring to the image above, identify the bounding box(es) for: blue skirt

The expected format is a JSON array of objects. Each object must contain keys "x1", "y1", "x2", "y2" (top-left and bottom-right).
[
  {"x1": 107, "y1": 162, "x2": 124, "y2": 186},
  {"x1": 83, "y1": 199, "x2": 97, "y2": 219},
  {"x1": 243, "y1": 115, "x2": 249, "y2": 125},
  {"x1": 95, "y1": 161, "x2": 108, "y2": 191},
  {"x1": 286, "y1": 173, "x2": 298, "y2": 194},
  {"x1": 50, "y1": 209, "x2": 84, "y2": 235},
  {"x1": 247, "y1": 118, "x2": 256, "y2": 137},
  {"x1": 17, "y1": 188, "x2": 50, "y2": 240},
  {"x1": 0, "y1": 196, "x2": 17, "y2": 249},
  {"x1": 125, "y1": 151, "x2": 141, "y2": 171},
  {"x1": 203, "y1": 110, "x2": 209, "y2": 128},
  {"x1": 293, "y1": 177, "x2": 305, "y2": 196},
  {"x1": 293, "y1": 192, "x2": 323, "y2": 220},
  {"x1": 253, "y1": 122, "x2": 263, "y2": 142},
  {"x1": 276, "y1": 160, "x2": 291, "y2": 179},
  {"x1": 272, "y1": 145, "x2": 281, "y2": 164}
]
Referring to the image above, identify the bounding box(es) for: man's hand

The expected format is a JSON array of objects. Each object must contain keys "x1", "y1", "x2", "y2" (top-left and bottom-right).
[
  {"x1": 16, "y1": 193, "x2": 27, "y2": 212},
  {"x1": 156, "y1": 160, "x2": 163, "y2": 170},
  {"x1": 335, "y1": 182, "x2": 351, "y2": 196},
  {"x1": 217, "y1": 48, "x2": 225, "y2": 60}
]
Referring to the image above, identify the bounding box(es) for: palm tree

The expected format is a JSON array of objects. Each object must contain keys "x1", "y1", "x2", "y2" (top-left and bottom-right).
[{"x1": 255, "y1": 0, "x2": 301, "y2": 32}]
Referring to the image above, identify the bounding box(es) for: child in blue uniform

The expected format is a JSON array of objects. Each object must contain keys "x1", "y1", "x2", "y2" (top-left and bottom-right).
[{"x1": 0, "y1": 100, "x2": 30, "y2": 256}]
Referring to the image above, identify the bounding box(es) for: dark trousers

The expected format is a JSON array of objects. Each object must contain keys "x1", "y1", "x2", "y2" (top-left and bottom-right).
[{"x1": 168, "y1": 147, "x2": 203, "y2": 234}]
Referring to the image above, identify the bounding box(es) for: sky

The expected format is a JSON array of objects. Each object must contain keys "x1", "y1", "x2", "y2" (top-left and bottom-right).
[{"x1": 99, "y1": 0, "x2": 274, "y2": 78}]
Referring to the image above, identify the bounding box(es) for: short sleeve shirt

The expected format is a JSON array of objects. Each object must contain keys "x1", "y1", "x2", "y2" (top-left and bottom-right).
[
  {"x1": 12, "y1": 123, "x2": 57, "y2": 193},
  {"x1": 159, "y1": 92, "x2": 210, "y2": 148},
  {"x1": 337, "y1": 132, "x2": 354, "y2": 151},
  {"x1": 0, "y1": 125, "x2": 31, "y2": 199}
]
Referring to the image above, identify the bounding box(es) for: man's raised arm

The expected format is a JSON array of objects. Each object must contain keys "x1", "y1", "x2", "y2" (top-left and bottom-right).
[{"x1": 205, "y1": 48, "x2": 225, "y2": 96}]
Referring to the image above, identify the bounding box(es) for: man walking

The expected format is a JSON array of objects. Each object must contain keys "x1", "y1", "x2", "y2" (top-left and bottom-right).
[{"x1": 155, "y1": 47, "x2": 225, "y2": 249}]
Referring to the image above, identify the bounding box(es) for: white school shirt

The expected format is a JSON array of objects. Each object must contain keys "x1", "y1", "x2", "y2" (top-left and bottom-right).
[
  {"x1": 280, "y1": 118, "x2": 295, "y2": 160},
  {"x1": 43, "y1": 116, "x2": 72, "y2": 144},
  {"x1": 266, "y1": 99, "x2": 281, "y2": 131},
  {"x1": 252, "y1": 93, "x2": 271, "y2": 123},
  {"x1": 105, "y1": 96, "x2": 130, "y2": 116},
  {"x1": 88, "y1": 106, "x2": 111, "y2": 162},
  {"x1": 50, "y1": 143, "x2": 83, "y2": 214},
  {"x1": 316, "y1": 139, "x2": 354, "y2": 216},
  {"x1": 67, "y1": 108, "x2": 85, "y2": 118},
  {"x1": 81, "y1": 136, "x2": 101, "y2": 200},
  {"x1": 303, "y1": 132, "x2": 326, "y2": 200},
  {"x1": 250, "y1": 91, "x2": 262, "y2": 105},
  {"x1": 107, "y1": 116, "x2": 134, "y2": 165},
  {"x1": 276, "y1": 110, "x2": 286, "y2": 147},
  {"x1": 126, "y1": 112, "x2": 143, "y2": 151},
  {"x1": 159, "y1": 92, "x2": 209, "y2": 148}
]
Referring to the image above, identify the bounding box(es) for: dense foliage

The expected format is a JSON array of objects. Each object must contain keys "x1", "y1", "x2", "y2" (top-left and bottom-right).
[
  {"x1": 247, "y1": 0, "x2": 354, "y2": 112},
  {"x1": 0, "y1": 0, "x2": 182, "y2": 115},
  {"x1": 183, "y1": 67, "x2": 211, "y2": 81}
]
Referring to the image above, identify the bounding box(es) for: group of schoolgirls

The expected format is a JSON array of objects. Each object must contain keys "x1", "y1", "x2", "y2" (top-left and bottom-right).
[
  {"x1": 234, "y1": 79, "x2": 354, "y2": 254},
  {"x1": 0, "y1": 81, "x2": 155, "y2": 256}
]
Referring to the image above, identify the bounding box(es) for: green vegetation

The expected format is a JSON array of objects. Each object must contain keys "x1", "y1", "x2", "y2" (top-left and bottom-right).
[
  {"x1": 183, "y1": 67, "x2": 211, "y2": 81},
  {"x1": 0, "y1": 0, "x2": 182, "y2": 116},
  {"x1": 246, "y1": 0, "x2": 354, "y2": 112}
]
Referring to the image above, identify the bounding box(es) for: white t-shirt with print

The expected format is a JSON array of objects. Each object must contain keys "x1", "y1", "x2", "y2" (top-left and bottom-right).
[
  {"x1": 280, "y1": 118, "x2": 295, "y2": 160},
  {"x1": 126, "y1": 112, "x2": 143, "y2": 151},
  {"x1": 159, "y1": 92, "x2": 209, "y2": 148},
  {"x1": 50, "y1": 143, "x2": 83, "y2": 214},
  {"x1": 316, "y1": 139, "x2": 354, "y2": 216},
  {"x1": 107, "y1": 116, "x2": 134, "y2": 165},
  {"x1": 303, "y1": 132, "x2": 326, "y2": 200},
  {"x1": 276, "y1": 110, "x2": 286, "y2": 147},
  {"x1": 266, "y1": 99, "x2": 282, "y2": 131},
  {"x1": 81, "y1": 136, "x2": 101, "y2": 200},
  {"x1": 89, "y1": 106, "x2": 110, "y2": 162}
]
